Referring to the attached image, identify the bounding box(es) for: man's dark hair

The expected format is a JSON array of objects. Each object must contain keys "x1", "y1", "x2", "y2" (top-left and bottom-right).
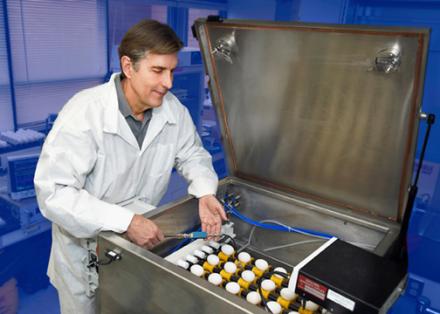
[{"x1": 118, "y1": 20, "x2": 183, "y2": 79}]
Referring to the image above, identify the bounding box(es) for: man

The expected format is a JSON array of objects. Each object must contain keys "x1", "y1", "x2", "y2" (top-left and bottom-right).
[{"x1": 34, "y1": 20, "x2": 226, "y2": 314}]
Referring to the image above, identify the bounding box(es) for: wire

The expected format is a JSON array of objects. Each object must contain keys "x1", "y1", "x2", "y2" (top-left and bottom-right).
[
  {"x1": 224, "y1": 202, "x2": 334, "y2": 240},
  {"x1": 167, "y1": 226, "x2": 203, "y2": 254},
  {"x1": 256, "y1": 271, "x2": 289, "y2": 311},
  {"x1": 270, "y1": 270, "x2": 289, "y2": 279},
  {"x1": 226, "y1": 203, "x2": 377, "y2": 255},
  {"x1": 219, "y1": 233, "x2": 237, "y2": 248},
  {"x1": 256, "y1": 276, "x2": 268, "y2": 310},
  {"x1": 237, "y1": 219, "x2": 329, "y2": 253},
  {"x1": 238, "y1": 224, "x2": 257, "y2": 253},
  {"x1": 263, "y1": 239, "x2": 325, "y2": 252}
]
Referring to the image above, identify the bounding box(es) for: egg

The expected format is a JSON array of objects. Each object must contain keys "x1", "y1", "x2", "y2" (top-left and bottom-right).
[
  {"x1": 176, "y1": 259, "x2": 189, "y2": 270},
  {"x1": 225, "y1": 282, "x2": 240, "y2": 295},
  {"x1": 221, "y1": 244, "x2": 235, "y2": 256},
  {"x1": 224, "y1": 261, "x2": 237, "y2": 274},
  {"x1": 241, "y1": 270, "x2": 255, "y2": 283},
  {"x1": 255, "y1": 259, "x2": 269, "y2": 271},
  {"x1": 238, "y1": 252, "x2": 251, "y2": 264},
  {"x1": 305, "y1": 300, "x2": 319, "y2": 311},
  {"x1": 190, "y1": 264, "x2": 204, "y2": 277},
  {"x1": 246, "y1": 291, "x2": 261, "y2": 305},
  {"x1": 208, "y1": 273, "x2": 223, "y2": 286},
  {"x1": 208, "y1": 241, "x2": 220, "y2": 250},
  {"x1": 185, "y1": 255, "x2": 198, "y2": 264},
  {"x1": 280, "y1": 288, "x2": 297, "y2": 301},
  {"x1": 261, "y1": 279, "x2": 276, "y2": 292},
  {"x1": 273, "y1": 267, "x2": 287, "y2": 278},
  {"x1": 266, "y1": 301, "x2": 282, "y2": 314},
  {"x1": 193, "y1": 249, "x2": 206, "y2": 260},
  {"x1": 207, "y1": 254, "x2": 220, "y2": 266},
  {"x1": 201, "y1": 245, "x2": 214, "y2": 254}
]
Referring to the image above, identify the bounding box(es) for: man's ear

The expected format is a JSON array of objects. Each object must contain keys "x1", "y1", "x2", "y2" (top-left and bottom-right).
[{"x1": 121, "y1": 56, "x2": 133, "y2": 79}]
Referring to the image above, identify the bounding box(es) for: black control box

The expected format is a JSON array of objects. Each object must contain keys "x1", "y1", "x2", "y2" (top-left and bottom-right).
[{"x1": 295, "y1": 239, "x2": 406, "y2": 313}]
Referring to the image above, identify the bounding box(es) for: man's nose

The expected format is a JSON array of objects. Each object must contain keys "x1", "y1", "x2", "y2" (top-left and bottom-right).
[{"x1": 162, "y1": 72, "x2": 173, "y2": 90}]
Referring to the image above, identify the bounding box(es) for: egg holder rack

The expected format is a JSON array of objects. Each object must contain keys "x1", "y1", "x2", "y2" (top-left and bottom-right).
[{"x1": 165, "y1": 223, "x2": 323, "y2": 314}]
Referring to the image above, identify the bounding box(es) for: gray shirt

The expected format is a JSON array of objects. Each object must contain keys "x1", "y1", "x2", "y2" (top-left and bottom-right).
[{"x1": 115, "y1": 75, "x2": 152, "y2": 148}]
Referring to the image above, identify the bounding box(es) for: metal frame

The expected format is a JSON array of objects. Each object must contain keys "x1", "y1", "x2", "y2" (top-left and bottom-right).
[
  {"x1": 2, "y1": 0, "x2": 18, "y2": 131},
  {"x1": 195, "y1": 18, "x2": 430, "y2": 222}
]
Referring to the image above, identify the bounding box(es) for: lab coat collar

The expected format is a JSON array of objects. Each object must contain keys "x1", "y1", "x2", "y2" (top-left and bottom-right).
[{"x1": 103, "y1": 73, "x2": 177, "y2": 151}]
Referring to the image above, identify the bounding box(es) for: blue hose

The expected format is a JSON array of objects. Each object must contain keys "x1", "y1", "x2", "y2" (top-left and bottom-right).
[{"x1": 224, "y1": 202, "x2": 333, "y2": 239}]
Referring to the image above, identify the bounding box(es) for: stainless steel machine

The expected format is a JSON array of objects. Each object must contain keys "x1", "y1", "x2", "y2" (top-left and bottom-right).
[{"x1": 97, "y1": 18, "x2": 430, "y2": 313}]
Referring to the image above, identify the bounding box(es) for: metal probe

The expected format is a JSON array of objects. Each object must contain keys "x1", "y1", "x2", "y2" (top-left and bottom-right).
[{"x1": 163, "y1": 232, "x2": 222, "y2": 239}]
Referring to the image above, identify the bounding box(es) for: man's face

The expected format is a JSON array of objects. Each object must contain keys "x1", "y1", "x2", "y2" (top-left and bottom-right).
[{"x1": 128, "y1": 52, "x2": 178, "y2": 110}]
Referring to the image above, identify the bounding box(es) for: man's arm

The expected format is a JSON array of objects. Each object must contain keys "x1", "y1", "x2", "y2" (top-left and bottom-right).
[
  {"x1": 126, "y1": 214, "x2": 164, "y2": 249},
  {"x1": 174, "y1": 107, "x2": 227, "y2": 235},
  {"x1": 35, "y1": 125, "x2": 163, "y2": 247},
  {"x1": 34, "y1": 126, "x2": 134, "y2": 238}
]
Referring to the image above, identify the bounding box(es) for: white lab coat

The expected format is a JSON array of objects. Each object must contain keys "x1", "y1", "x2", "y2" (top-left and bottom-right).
[{"x1": 34, "y1": 73, "x2": 218, "y2": 314}]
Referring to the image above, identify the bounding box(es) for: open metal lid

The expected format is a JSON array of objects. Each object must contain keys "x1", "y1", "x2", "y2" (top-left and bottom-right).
[{"x1": 194, "y1": 19, "x2": 429, "y2": 221}]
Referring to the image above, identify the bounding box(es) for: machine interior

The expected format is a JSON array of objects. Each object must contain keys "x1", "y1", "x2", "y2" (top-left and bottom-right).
[{"x1": 150, "y1": 177, "x2": 400, "y2": 268}]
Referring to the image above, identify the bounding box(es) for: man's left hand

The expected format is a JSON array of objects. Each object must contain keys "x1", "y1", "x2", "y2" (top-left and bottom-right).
[{"x1": 198, "y1": 195, "x2": 228, "y2": 238}]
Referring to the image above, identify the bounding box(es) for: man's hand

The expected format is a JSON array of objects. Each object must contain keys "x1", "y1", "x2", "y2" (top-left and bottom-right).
[
  {"x1": 126, "y1": 214, "x2": 164, "y2": 249},
  {"x1": 199, "y1": 195, "x2": 228, "y2": 238}
]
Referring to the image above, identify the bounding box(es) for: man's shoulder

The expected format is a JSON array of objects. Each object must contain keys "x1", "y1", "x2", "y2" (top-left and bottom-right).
[
  {"x1": 55, "y1": 81, "x2": 114, "y2": 131},
  {"x1": 69, "y1": 82, "x2": 111, "y2": 108}
]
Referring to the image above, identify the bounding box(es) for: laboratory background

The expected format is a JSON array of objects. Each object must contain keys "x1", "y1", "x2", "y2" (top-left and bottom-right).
[{"x1": 0, "y1": 0, "x2": 439, "y2": 313}]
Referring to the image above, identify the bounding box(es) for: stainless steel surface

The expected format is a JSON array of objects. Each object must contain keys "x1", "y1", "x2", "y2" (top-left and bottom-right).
[
  {"x1": 98, "y1": 234, "x2": 267, "y2": 314},
  {"x1": 99, "y1": 179, "x2": 400, "y2": 313},
  {"x1": 217, "y1": 178, "x2": 399, "y2": 261},
  {"x1": 195, "y1": 19, "x2": 429, "y2": 221}
]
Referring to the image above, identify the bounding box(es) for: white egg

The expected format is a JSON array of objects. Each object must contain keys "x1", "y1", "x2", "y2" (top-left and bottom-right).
[
  {"x1": 176, "y1": 259, "x2": 189, "y2": 270},
  {"x1": 266, "y1": 301, "x2": 282, "y2": 314},
  {"x1": 207, "y1": 254, "x2": 220, "y2": 266},
  {"x1": 201, "y1": 245, "x2": 214, "y2": 254},
  {"x1": 185, "y1": 255, "x2": 198, "y2": 264},
  {"x1": 225, "y1": 282, "x2": 240, "y2": 295},
  {"x1": 255, "y1": 259, "x2": 269, "y2": 271},
  {"x1": 241, "y1": 270, "x2": 255, "y2": 283},
  {"x1": 238, "y1": 252, "x2": 251, "y2": 263},
  {"x1": 280, "y1": 288, "x2": 297, "y2": 301},
  {"x1": 224, "y1": 261, "x2": 237, "y2": 274},
  {"x1": 261, "y1": 279, "x2": 276, "y2": 292},
  {"x1": 305, "y1": 300, "x2": 319, "y2": 311},
  {"x1": 246, "y1": 291, "x2": 261, "y2": 305},
  {"x1": 221, "y1": 244, "x2": 235, "y2": 256},
  {"x1": 190, "y1": 264, "x2": 204, "y2": 277},
  {"x1": 208, "y1": 273, "x2": 223, "y2": 286},
  {"x1": 208, "y1": 241, "x2": 220, "y2": 250},
  {"x1": 273, "y1": 267, "x2": 287, "y2": 278},
  {"x1": 193, "y1": 249, "x2": 206, "y2": 260}
]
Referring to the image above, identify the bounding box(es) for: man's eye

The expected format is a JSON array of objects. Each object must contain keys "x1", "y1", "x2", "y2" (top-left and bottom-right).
[{"x1": 152, "y1": 69, "x2": 162, "y2": 73}]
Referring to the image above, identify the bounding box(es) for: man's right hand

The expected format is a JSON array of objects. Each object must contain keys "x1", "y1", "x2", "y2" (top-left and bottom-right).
[{"x1": 126, "y1": 214, "x2": 164, "y2": 249}]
